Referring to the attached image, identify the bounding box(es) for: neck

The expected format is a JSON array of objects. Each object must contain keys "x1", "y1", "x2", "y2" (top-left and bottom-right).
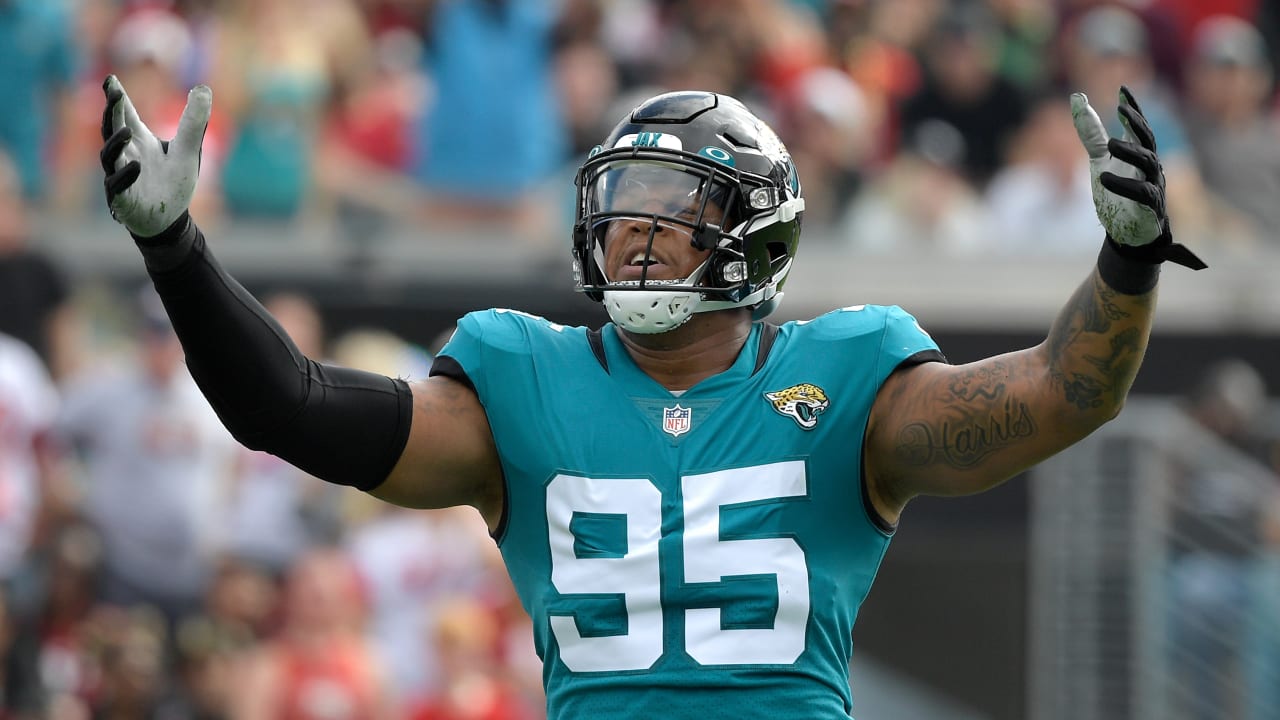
[{"x1": 616, "y1": 309, "x2": 753, "y2": 391}]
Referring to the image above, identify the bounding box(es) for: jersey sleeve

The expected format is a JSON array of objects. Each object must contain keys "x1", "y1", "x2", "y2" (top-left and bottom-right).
[
  {"x1": 429, "y1": 311, "x2": 492, "y2": 397},
  {"x1": 429, "y1": 309, "x2": 547, "y2": 400},
  {"x1": 875, "y1": 305, "x2": 946, "y2": 381}
]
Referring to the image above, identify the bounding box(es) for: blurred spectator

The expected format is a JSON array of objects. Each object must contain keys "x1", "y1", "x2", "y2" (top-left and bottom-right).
[
  {"x1": 56, "y1": 288, "x2": 236, "y2": 625},
  {"x1": 555, "y1": 38, "x2": 619, "y2": 158},
  {"x1": 985, "y1": 0, "x2": 1056, "y2": 90},
  {"x1": 731, "y1": 0, "x2": 831, "y2": 98},
  {"x1": 0, "y1": 584, "x2": 43, "y2": 719},
  {"x1": 863, "y1": 0, "x2": 947, "y2": 52},
  {"x1": 108, "y1": 6, "x2": 228, "y2": 227},
  {"x1": 79, "y1": 605, "x2": 176, "y2": 719},
  {"x1": 412, "y1": 0, "x2": 568, "y2": 238},
  {"x1": 168, "y1": 558, "x2": 279, "y2": 719},
  {"x1": 781, "y1": 67, "x2": 878, "y2": 229},
  {"x1": 329, "y1": 326, "x2": 433, "y2": 383},
  {"x1": 0, "y1": 147, "x2": 75, "y2": 379},
  {"x1": 197, "y1": 557, "x2": 282, "y2": 643},
  {"x1": 221, "y1": 293, "x2": 343, "y2": 575},
  {"x1": 171, "y1": 615, "x2": 243, "y2": 720},
  {"x1": 13, "y1": 521, "x2": 104, "y2": 717},
  {"x1": 898, "y1": 3, "x2": 1030, "y2": 187},
  {"x1": 211, "y1": 0, "x2": 372, "y2": 220},
  {"x1": 407, "y1": 597, "x2": 537, "y2": 720},
  {"x1": 230, "y1": 548, "x2": 393, "y2": 720},
  {"x1": 1150, "y1": 0, "x2": 1263, "y2": 59},
  {"x1": 0, "y1": 326, "x2": 67, "y2": 717},
  {"x1": 0, "y1": 0, "x2": 80, "y2": 205},
  {"x1": 318, "y1": 28, "x2": 431, "y2": 227},
  {"x1": 1181, "y1": 15, "x2": 1280, "y2": 252},
  {"x1": 841, "y1": 118, "x2": 993, "y2": 255},
  {"x1": 1059, "y1": 3, "x2": 1212, "y2": 244},
  {"x1": 0, "y1": 332, "x2": 60, "y2": 584},
  {"x1": 1167, "y1": 359, "x2": 1273, "y2": 720},
  {"x1": 985, "y1": 94, "x2": 1101, "y2": 254},
  {"x1": 347, "y1": 506, "x2": 498, "y2": 710}
]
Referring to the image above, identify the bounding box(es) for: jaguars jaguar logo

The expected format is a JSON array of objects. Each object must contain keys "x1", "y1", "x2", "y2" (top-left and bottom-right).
[{"x1": 764, "y1": 383, "x2": 830, "y2": 430}]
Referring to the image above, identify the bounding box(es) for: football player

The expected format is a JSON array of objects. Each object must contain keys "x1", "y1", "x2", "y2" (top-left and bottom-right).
[{"x1": 99, "y1": 76, "x2": 1203, "y2": 718}]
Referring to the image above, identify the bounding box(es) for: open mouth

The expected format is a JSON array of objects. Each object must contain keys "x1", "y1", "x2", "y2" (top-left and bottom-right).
[
  {"x1": 613, "y1": 248, "x2": 672, "y2": 280},
  {"x1": 628, "y1": 251, "x2": 660, "y2": 268}
]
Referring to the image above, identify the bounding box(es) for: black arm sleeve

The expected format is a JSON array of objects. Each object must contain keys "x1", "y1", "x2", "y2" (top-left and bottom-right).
[{"x1": 136, "y1": 213, "x2": 413, "y2": 491}]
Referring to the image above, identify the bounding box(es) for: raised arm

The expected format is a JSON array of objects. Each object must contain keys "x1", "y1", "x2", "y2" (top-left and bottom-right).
[
  {"x1": 864, "y1": 87, "x2": 1206, "y2": 524},
  {"x1": 98, "y1": 75, "x2": 504, "y2": 529}
]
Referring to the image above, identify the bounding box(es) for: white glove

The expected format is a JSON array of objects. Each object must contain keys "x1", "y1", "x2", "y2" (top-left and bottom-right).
[
  {"x1": 1070, "y1": 86, "x2": 1205, "y2": 269},
  {"x1": 100, "y1": 74, "x2": 212, "y2": 238}
]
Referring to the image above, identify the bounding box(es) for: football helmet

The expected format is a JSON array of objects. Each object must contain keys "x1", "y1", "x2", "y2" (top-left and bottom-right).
[{"x1": 572, "y1": 91, "x2": 805, "y2": 334}]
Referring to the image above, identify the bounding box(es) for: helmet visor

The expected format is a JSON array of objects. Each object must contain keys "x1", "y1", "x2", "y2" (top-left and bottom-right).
[
  {"x1": 586, "y1": 161, "x2": 733, "y2": 243},
  {"x1": 591, "y1": 161, "x2": 730, "y2": 217}
]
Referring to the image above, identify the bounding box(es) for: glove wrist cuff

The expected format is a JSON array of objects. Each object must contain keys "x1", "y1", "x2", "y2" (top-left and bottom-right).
[
  {"x1": 133, "y1": 212, "x2": 197, "y2": 274},
  {"x1": 1098, "y1": 237, "x2": 1161, "y2": 295}
]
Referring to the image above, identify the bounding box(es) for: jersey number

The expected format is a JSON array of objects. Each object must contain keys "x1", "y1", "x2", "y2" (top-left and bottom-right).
[{"x1": 545, "y1": 461, "x2": 810, "y2": 672}]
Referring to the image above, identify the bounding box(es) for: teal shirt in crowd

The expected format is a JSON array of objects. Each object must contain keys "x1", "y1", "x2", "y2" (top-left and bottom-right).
[{"x1": 0, "y1": 0, "x2": 78, "y2": 200}]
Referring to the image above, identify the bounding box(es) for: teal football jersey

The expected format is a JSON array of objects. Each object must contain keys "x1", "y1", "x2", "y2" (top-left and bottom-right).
[{"x1": 435, "y1": 306, "x2": 942, "y2": 719}]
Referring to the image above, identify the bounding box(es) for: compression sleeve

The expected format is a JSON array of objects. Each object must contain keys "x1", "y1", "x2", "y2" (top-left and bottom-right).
[{"x1": 135, "y1": 213, "x2": 413, "y2": 491}]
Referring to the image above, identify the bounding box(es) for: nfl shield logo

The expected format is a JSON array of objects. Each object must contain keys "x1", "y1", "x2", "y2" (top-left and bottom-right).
[{"x1": 662, "y1": 405, "x2": 692, "y2": 437}]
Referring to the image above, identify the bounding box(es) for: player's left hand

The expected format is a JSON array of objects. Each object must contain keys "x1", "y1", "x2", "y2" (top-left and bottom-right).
[
  {"x1": 100, "y1": 74, "x2": 211, "y2": 238},
  {"x1": 1071, "y1": 86, "x2": 1206, "y2": 269}
]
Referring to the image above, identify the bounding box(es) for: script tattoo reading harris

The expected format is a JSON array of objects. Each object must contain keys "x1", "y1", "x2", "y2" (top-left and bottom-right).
[{"x1": 894, "y1": 361, "x2": 1037, "y2": 469}]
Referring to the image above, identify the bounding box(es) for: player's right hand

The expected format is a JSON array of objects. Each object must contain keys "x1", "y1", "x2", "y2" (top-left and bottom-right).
[{"x1": 100, "y1": 74, "x2": 211, "y2": 238}]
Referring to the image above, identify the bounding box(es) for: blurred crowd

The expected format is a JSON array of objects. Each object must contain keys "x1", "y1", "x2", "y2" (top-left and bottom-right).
[
  {"x1": 3, "y1": 0, "x2": 1280, "y2": 718},
  {"x1": 0, "y1": 277, "x2": 544, "y2": 720},
  {"x1": 4, "y1": 0, "x2": 1280, "y2": 253}
]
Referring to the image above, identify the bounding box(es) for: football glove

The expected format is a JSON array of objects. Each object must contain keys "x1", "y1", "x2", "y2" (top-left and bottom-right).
[
  {"x1": 1071, "y1": 86, "x2": 1205, "y2": 269},
  {"x1": 99, "y1": 74, "x2": 211, "y2": 238}
]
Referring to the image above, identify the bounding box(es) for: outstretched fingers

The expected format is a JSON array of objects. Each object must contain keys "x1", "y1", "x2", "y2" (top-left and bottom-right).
[
  {"x1": 1118, "y1": 85, "x2": 1145, "y2": 117},
  {"x1": 171, "y1": 85, "x2": 213, "y2": 160},
  {"x1": 1071, "y1": 92, "x2": 1110, "y2": 160},
  {"x1": 101, "y1": 79, "x2": 123, "y2": 142},
  {"x1": 1117, "y1": 94, "x2": 1157, "y2": 152},
  {"x1": 103, "y1": 75, "x2": 152, "y2": 146}
]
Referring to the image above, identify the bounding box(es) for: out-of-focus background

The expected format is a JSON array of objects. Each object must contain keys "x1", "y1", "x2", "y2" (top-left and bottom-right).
[{"x1": 2, "y1": 0, "x2": 1279, "y2": 718}]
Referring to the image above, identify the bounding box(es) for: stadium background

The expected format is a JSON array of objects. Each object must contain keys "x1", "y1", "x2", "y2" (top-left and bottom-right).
[{"x1": 2, "y1": 0, "x2": 1279, "y2": 718}]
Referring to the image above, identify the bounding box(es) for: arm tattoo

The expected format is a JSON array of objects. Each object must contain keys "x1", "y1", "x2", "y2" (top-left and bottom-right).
[
  {"x1": 1047, "y1": 274, "x2": 1150, "y2": 410},
  {"x1": 894, "y1": 361, "x2": 1039, "y2": 469}
]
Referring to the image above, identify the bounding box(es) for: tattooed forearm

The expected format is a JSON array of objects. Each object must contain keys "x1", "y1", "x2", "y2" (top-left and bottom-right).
[
  {"x1": 894, "y1": 361, "x2": 1039, "y2": 470},
  {"x1": 874, "y1": 272, "x2": 1156, "y2": 500},
  {"x1": 1046, "y1": 273, "x2": 1152, "y2": 411}
]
